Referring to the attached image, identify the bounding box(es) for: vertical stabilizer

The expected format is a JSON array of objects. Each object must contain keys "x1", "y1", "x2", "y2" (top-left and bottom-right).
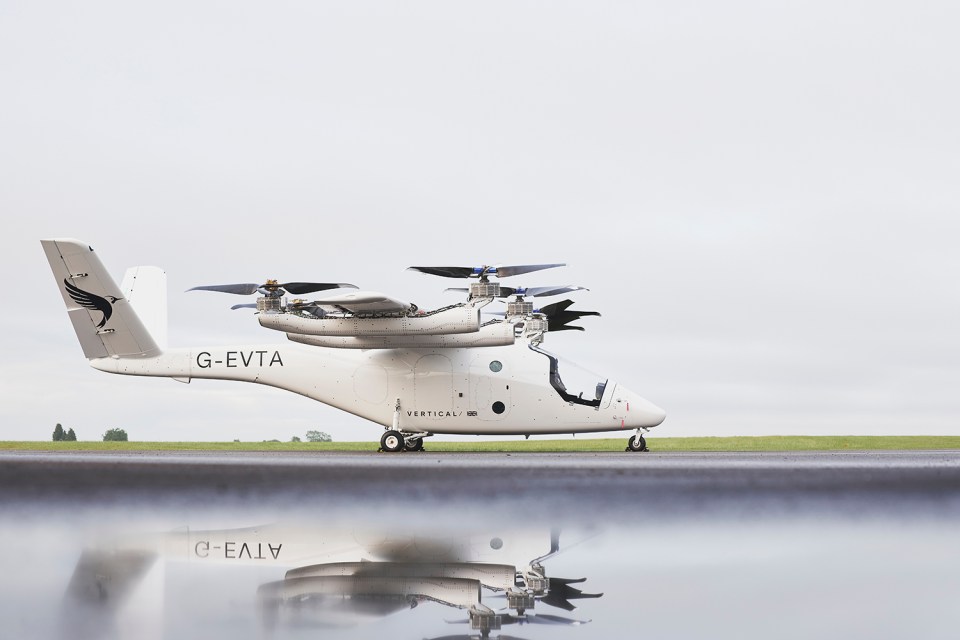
[
  {"x1": 121, "y1": 266, "x2": 168, "y2": 350},
  {"x1": 41, "y1": 239, "x2": 162, "y2": 359}
]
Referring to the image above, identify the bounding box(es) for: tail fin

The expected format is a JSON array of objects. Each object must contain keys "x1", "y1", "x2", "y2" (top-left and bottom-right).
[
  {"x1": 41, "y1": 238, "x2": 163, "y2": 359},
  {"x1": 120, "y1": 265, "x2": 168, "y2": 350}
]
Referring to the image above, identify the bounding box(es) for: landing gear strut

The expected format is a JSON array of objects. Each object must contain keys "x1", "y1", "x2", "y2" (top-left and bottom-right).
[
  {"x1": 626, "y1": 431, "x2": 648, "y2": 452},
  {"x1": 381, "y1": 400, "x2": 431, "y2": 452}
]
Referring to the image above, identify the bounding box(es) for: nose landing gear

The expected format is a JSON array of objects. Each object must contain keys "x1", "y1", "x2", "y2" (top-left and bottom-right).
[{"x1": 626, "y1": 430, "x2": 649, "y2": 452}]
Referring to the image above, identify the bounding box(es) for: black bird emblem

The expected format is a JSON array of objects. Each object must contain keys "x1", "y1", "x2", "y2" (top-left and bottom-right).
[{"x1": 64, "y1": 279, "x2": 121, "y2": 329}]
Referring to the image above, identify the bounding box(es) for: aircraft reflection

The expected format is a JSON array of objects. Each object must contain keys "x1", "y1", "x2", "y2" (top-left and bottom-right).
[{"x1": 62, "y1": 521, "x2": 601, "y2": 639}]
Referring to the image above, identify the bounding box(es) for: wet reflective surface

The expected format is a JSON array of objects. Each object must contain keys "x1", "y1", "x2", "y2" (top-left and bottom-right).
[{"x1": 1, "y1": 451, "x2": 959, "y2": 639}]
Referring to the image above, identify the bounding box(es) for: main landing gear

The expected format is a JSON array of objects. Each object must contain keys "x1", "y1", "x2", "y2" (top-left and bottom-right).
[
  {"x1": 381, "y1": 399, "x2": 430, "y2": 452},
  {"x1": 626, "y1": 430, "x2": 649, "y2": 452},
  {"x1": 379, "y1": 430, "x2": 430, "y2": 453}
]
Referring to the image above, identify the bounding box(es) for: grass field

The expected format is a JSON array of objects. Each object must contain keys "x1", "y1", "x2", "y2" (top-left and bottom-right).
[{"x1": 2, "y1": 436, "x2": 959, "y2": 452}]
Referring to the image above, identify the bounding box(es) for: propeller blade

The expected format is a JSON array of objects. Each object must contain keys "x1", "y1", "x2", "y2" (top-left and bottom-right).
[
  {"x1": 502, "y1": 285, "x2": 587, "y2": 298},
  {"x1": 501, "y1": 612, "x2": 590, "y2": 625},
  {"x1": 538, "y1": 299, "x2": 600, "y2": 331},
  {"x1": 230, "y1": 303, "x2": 258, "y2": 310},
  {"x1": 431, "y1": 636, "x2": 527, "y2": 640},
  {"x1": 280, "y1": 282, "x2": 357, "y2": 295},
  {"x1": 408, "y1": 266, "x2": 476, "y2": 278},
  {"x1": 287, "y1": 302, "x2": 328, "y2": 317},
  {"x1": 494, "y1": 263, "x2": 566, "y2": 278},
  {"x1": 444, "y1": 287, "x2": 470, "y2": 293},
  {"x1": 540, "y1": 578, "x2": 603, "y2": 612},
  {"x1": 435, "y1": 631, "x2": 528, "y2": 640},
  {"x1": 188, "y1": 282, "x2": 357, "y2": 296},
  {"x1": 409, "y1": 264, "x2": 566, "y2": 279},
  {"x1": 188, "y1": 283, "x2": 261, "y2": 295}
]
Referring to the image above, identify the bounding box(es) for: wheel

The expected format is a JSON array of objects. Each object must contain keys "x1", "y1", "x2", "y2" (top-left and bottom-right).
[
  {"x1": 404, "y1": 437, "x2": 424, "y2": 452},
  {"x1": 627, "y1": 434, "x2": 648, "y2": 452},
  {"x1": 380, "y1": 430, "x2": 404, "y2": 452}
]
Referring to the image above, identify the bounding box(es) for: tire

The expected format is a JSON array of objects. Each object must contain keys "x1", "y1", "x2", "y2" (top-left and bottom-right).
[
  {"x1": 627, "y1": 434, "x2": 648, "y2": 452},
  {"x1": 380, "y1": 430, "x2": 404, "y2": 452},
  {"x1": 404, "y1": 437, "x2": 424, "y2": 452}
]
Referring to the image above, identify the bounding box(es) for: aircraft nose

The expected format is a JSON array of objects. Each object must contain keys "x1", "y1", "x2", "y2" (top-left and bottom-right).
[
  {"x1": 621, "y1": 389, "x2": 667, "y2": 428},
  {"x1": 646, "y1": 401, "x2": 667, "y2": 426}
]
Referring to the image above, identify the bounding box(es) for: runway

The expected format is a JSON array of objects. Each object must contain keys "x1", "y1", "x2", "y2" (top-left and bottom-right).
[
  {"x1": 2, "y1": 450, "x2": 959, "y2": 640},
  {"x1": 2, "y1": 450, "x2": 959, "y2": 520}
]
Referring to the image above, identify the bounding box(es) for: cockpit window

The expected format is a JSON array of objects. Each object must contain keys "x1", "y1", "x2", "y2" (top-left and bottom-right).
[{"x1": 529, "y1": 345, "x2": 607, "y2": 408}]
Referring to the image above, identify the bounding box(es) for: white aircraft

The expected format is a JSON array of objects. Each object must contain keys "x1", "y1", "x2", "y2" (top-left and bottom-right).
[
  {"x1": 42, "y1": 238, "x2": 665, "y2": 451},
  {"x1": 64, "y1": 521, "x2": 599, "y2": 637}
]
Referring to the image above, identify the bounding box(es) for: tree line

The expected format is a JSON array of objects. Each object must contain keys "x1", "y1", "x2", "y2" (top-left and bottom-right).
[
  {"x1": 51, "y1": 425, "x2": 330, "y2": 443},
  {"x1": 51, "y1": 423, "x2": 77, "y2": 441},
  {"x1": 52, "y1": 424, "x2": 128, "y2": 441}
]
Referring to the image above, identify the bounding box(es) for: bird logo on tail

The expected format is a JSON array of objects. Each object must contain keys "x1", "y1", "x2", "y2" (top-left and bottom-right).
[{"x1": 63, "y1": 279, "x2": 120, "y2": 329}]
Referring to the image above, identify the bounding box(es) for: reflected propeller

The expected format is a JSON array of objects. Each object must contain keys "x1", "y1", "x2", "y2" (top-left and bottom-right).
[
  {"x1": 444, "y1": 613, "x2": 590, "y2": 626},
  {"x1": 540, "y1": 578, "x2": 603, "y2": 611},
  {"x1": 427, "y1": 636, "x2": 528, "y2": 640},
  {"x1": 501, "y1": 612, "x2": 591, "y2": 625}
]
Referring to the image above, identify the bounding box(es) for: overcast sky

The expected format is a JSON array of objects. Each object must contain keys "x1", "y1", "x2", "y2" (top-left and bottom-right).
[{"x1": 1, "y1": 1, "x2": 957, "y2": 442}]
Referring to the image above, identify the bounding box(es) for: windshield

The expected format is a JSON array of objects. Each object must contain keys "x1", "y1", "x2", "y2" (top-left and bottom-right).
[{"x1": 529, "y1": 345, "x2": 607, "y2": 408}]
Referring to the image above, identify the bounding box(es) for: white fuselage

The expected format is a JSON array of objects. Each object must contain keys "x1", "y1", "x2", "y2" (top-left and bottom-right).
[{"x1": 91, "y1": 340, "x2": 665, "y2": 436}]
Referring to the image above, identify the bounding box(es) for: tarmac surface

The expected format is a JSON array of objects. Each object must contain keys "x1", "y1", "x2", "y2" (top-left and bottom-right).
[
  {"x1": 3, "y1": 449, "x2": 959, "y2": 520},
  {"x1": 2, "y1": 450, "x2": 960, "y2": 639}
]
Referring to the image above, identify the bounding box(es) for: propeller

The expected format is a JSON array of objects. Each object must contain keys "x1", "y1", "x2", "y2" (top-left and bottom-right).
[
  {"x1": 427, "y1": 636, "x2": 529, "y2": 640},
  {"x1": 228, "y1": 300, "x2": 328, "y2": 315},
  {"x1": 538, "y1": 299, "x2": 600, "y2": 332},
  {"x1": 286, "y1": 300, "x2": 331, "y2": 318},
  {"x1": 540, "y1": 578, "x2": 603, "y2": 612},
  {"x1": 444, "y1": 613, "x2": 590, "y2": 626},
  {"x1": 447, "y1": 285, "x2": 586, "y2": 298},
  {"x1": 501, "y1": 612, "x2": 591, "y2": 626},
  {"x1": 488, "y1": 576, "x2": 602, "y2": 612},
  {"x1": 409, "y1": 264, "x2": 565, "y2": 279},
  {"x1": 188, "y1": 280, "x2": 357, "y2": 297}
]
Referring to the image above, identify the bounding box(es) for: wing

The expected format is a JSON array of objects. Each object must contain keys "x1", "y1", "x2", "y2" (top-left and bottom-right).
[{"x1": 311, "y1": 290, "x2": 414, "y2": 314}]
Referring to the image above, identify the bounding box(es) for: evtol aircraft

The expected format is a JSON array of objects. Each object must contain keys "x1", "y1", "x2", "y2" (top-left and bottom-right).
[
  {"x1": 42, "y1": 238, "x2": 665, "y2": 451},
  {"x1": 64, "y1": 521, "x2": 600, "y2": 638}
]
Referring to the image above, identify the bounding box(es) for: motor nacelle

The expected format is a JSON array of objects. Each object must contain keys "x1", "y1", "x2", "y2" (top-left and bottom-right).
[{"x1": 259, "y1": 305, "x2": 480, "y2": 337}]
